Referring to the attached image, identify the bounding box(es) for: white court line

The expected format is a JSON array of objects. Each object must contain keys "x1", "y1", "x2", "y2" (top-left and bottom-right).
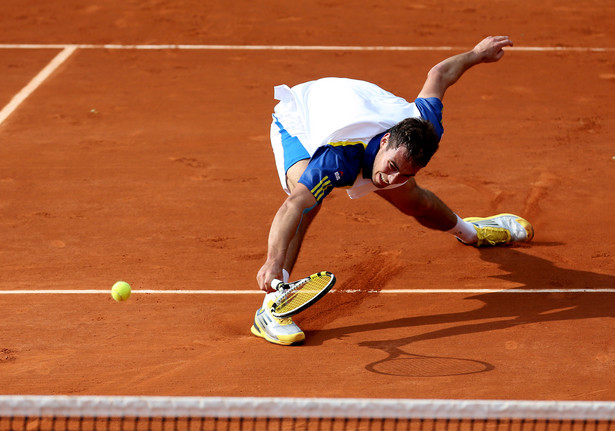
[
  {"x1": 0, "y1": 44, "x2": 613, "y2": 52},
  {"x1": 0, "y1": 43, "x2": 609, "y2": 125},
  {"x1": 0, "y1": 289, "x2": 614, "y2": 295},
  {"x1": 0, "y1": 45, "x2": 77, "y2": 127}
]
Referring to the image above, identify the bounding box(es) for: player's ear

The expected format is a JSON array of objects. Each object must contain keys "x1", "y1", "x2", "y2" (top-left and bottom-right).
[{"x1": 380, "y1": 133, "x2": 390, "y2": 148}]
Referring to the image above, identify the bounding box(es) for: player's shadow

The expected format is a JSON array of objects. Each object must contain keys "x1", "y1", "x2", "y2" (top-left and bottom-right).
[{"x1": 305, "y1": 245, "x2": 615, "y2": 376}]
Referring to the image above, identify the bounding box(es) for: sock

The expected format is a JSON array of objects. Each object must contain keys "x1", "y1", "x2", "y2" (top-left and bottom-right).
[{"x1": 448, "y1": 214, "x2": 478, "y2": 244}]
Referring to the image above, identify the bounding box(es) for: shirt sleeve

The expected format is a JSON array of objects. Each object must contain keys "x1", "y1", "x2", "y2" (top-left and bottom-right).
[
  {"x1": 297, "y1": 144, "x2": 364, "y2": 204},
  {"x1": 414, "y1": 97, "x2": 444, "y2": 141}
]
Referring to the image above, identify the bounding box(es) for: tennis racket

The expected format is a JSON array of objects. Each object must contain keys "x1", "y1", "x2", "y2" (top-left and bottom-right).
[{"x1": 270, "y1": 271, "x2": 336, "y2": 318}]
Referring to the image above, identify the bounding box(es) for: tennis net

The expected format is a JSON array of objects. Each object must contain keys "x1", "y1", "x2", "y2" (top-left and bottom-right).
[{"x1": 1, "y1": 396, "x2": 614, "y2": 430}]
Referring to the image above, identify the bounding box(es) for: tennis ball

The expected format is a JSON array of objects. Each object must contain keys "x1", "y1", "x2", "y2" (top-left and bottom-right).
[{"x1": 111, "y1": 281, "x2": 131, "y2": 302}]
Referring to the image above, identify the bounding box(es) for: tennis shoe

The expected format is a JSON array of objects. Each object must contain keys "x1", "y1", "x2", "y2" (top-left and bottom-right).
[
  {"x1": 463, "y1": 213, "x2": 534, "y2": 247},
  {"x1": 251, "y1": 298, "x2": 305, "y2": 346}
]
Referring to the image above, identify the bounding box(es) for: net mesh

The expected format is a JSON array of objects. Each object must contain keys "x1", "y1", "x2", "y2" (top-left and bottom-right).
[{"x1": 1, "y1": 396, "x2": 614, "y2": 431}]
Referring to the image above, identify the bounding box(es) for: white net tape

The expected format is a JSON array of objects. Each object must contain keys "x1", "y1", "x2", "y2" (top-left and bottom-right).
[{"x1": 0, "y1": 396, "x2": 614, "y2": 421}]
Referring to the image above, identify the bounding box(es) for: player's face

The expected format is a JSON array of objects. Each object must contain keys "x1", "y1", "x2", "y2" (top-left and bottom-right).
[{"x1": 372, "y1": 134, "x2": 421, "y2": 188}]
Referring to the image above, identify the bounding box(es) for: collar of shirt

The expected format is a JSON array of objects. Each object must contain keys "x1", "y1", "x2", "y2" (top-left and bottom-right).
[{"x1": 361, "y1": 132, "x2": 386, "y2": 179}]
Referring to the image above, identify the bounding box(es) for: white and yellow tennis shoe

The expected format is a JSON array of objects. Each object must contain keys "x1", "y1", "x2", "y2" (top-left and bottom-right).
[
  {"x1": 463, "y1": 213, "x2": 534, "y2": 247},
  {"x1": 251, "y1": 298, "x2": 305, "y2": 346}
]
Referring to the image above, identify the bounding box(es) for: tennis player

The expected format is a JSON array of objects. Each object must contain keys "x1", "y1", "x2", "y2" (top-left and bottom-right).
[{"x1": 251, "y1": 36, "x2": 534, "y2": 345}]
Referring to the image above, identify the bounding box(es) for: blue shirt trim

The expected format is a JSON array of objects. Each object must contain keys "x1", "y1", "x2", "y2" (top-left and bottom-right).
[
  {"x1": 361, "y1": 132, "x2": 386, "y2": 180},
  {"x1": 415, "y1": 97, "x2": 444, "y2": 141}
]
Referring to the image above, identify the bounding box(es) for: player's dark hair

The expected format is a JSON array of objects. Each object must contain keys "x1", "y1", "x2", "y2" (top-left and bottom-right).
[{"x1": 387, "y1": 118, "x2": 440, "y2": 167}]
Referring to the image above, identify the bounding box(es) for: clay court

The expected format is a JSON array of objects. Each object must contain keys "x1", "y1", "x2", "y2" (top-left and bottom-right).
[{"x1": 1, "y1": 0, "x2": 614, "y2": 402}]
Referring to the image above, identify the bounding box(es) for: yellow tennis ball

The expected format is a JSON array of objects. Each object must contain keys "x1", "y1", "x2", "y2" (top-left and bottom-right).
[{"x1": 111, "y1": 281, "x2": 131, "y2": 302}]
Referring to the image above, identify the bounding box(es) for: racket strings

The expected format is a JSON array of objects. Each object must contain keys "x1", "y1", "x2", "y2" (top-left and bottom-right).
[{"x1": 276, "y1": 277, "x2": 332, "y2": 313}]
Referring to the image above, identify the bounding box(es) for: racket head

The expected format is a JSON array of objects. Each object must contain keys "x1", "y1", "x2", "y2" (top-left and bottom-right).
[{"x1": 271, "y1": 271, "x2": 336, "y2": 318}]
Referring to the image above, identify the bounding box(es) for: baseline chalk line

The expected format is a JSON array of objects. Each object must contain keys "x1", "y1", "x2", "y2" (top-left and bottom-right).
[
  {"x1": 0, "y1": 44, "x2": 613, "y2": 52},
  {"x1": 0, "y1": 289, "x2": 614, "y2": 295},
  {"x1": 0, "y1": 46, "x2": 77, "y2": 127}
]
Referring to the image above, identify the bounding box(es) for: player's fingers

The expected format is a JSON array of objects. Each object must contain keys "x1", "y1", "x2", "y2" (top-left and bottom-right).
[
  {"x1": 256, "y1": 272, "x2": 269, "y2": 291},
  {"x1": 476, "y1": 36, "x2": 509, "y2": 59},
  {"x1": 483, "y1": 50, "x2": 505, "y2": 63},
  {"x1": 261, "y1": 283, "x2": 275, "y2": 293},
  {"x1": 492, "y1": 36, "x2": 513, "y2": 49},
  {"x1": 481, "y1": 37, "x2": 512, "y2": 62},
  {"x1": 259, "y1": 273, "x2": 278, "y2": 292}
]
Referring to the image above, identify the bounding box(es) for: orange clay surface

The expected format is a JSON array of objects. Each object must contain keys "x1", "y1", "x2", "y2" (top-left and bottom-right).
[{"x1": 1, "y1": 0, "x2": 614, "y2": 400}]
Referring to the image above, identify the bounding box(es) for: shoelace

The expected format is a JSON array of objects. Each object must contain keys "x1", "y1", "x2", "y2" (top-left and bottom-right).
[{"x1": 477, "y1": 226, "x2": 510, "y2": 245}]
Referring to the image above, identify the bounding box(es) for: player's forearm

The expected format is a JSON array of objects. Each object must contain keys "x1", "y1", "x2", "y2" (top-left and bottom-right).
[
  {"x1": 265, "y1": 201, "x2": 303, "y2": 269},
  {"x1": 426, "y1": 49, "x2": 482, "y2": 93},
  {"x1": 257, "y1": 207, "x2": 299, "y2": 291},
  {"x1": 418, "y1": 36, "x2": 512, "y2": 100}
]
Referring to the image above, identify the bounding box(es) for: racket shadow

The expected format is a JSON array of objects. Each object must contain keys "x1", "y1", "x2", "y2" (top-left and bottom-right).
[
  {"x1": 365, "y1": 349, "x2": 494, "y2": 378},
  {"x1": 303, "y1": 247, "x2": 615, "y2": 377}
]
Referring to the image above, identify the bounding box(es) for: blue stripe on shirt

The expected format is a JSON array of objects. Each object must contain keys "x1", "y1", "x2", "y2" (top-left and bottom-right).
[{"x1": 414, "y1": 97, "x2": 444, "y2": 141}]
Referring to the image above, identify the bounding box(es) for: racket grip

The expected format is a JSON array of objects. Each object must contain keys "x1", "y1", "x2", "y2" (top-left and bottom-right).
[{"x1": 271, "y1": 279, "x2": 283, "y2": 291}]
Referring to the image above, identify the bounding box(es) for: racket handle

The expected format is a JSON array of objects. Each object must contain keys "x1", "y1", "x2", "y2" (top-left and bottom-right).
[{"x1": 271, "y1": 279, "x2": 283, "y2": 291}]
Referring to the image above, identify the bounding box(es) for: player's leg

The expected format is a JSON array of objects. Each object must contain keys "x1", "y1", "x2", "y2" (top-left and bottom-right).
[
  {"x1": 376, "y1": 180, "x2": 533, "y2": 246},
  {"x1": 376, "y1": 179, "x2": 459, "y2": 230}
]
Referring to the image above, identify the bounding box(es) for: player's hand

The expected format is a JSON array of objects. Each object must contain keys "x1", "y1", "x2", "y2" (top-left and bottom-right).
[
  {"x1": 472, "y1": 36, "x2": 513, "y2": 64},
  {"x1": 256, "y1": 262, "x2": 282, "y2": 293}
]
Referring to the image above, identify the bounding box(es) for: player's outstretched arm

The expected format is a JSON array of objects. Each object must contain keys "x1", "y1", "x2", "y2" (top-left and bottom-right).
[
  {"x1": 417, "y1": 35, "x2": 513, "y2": 101},
  {"x1": 256, "y1": 184, "x2": 317, "y2": 292}
]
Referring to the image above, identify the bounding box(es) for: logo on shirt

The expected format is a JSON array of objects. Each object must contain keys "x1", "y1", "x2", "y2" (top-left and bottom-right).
[
  {"x1": 334, "y1": 171, "x2": 342, "y2": 181},
  {"x1": 311, "y1": 176, "x2": 333, "y2": 202}
]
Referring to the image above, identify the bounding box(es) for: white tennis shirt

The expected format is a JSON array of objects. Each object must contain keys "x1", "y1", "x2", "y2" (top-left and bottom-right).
[{"x1": 270, "y1": 77, "x2": 427, "y2": 198}]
